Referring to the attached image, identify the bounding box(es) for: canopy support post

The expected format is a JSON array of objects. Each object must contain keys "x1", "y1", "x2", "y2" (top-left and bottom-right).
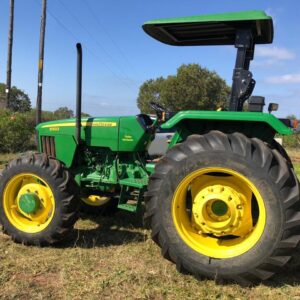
[{"x1": 229, "y1": 29, "x2": 255, "y2": 111}]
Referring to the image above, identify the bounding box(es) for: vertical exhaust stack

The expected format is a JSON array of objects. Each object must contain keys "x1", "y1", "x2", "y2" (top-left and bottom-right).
[{"x1": 76, "y1": 43, "x2": 82, "y2": 145}]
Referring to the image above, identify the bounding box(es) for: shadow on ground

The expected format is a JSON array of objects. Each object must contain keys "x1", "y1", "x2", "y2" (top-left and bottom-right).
[
  {"x1": 62, "y1": 209, "x2": 300, "y2": 289},
  {"x1": 263, "y1": 247, "x2": 300, "y2": 287},
  {"x1": 58, "y1": 209, "x2": 147, "y2": 249}
]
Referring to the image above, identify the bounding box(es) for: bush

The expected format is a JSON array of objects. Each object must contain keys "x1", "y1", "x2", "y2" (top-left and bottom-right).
[
  {"x1": 0, "y1": 110, "x2": 35, "y2": 153},
  {"x1": 0, "y1": 106, "x2": 91, "y2": 154}
]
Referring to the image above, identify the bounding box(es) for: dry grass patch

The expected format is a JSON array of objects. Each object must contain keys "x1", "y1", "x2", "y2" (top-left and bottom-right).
[
  {"x1": 288, "y1": 149, "x2": 300, "y2": 163},
  {"x1": 0, "y1": 153, "x2": 19, "y2": 169},
  {"x1": 294, "y1": 162, "x2": 300, "y2": 180},
  {"x1": 289, "y1": 149, "x2": 300, "y2": 179},
  {"x1": 1, "y1": 211, "x2": 300, "y2": 299}
]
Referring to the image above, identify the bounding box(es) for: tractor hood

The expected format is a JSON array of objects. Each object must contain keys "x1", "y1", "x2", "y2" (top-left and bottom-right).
[{"x1": 36, "y1": 115, "x2": 154, "y2": 167}]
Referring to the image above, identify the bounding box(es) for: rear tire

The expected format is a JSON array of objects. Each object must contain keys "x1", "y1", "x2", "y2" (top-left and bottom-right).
[
  {"x1": 145, "y1": 131, "x2": 300, "y2": 285},
  {"x1": 0, "y1": 154, "x2": 79, "y2": 245}
]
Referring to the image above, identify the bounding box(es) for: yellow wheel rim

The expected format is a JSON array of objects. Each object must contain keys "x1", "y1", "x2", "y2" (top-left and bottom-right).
[
  {"x1": 3, "y1": 173, "x2": 55, "y2": 234},
  {"x1": 172, "y1": 167, "x2": 266, "y2": 259},
  {"x1": 81, "y1": 195, "x2": 110, "y2": 207}
]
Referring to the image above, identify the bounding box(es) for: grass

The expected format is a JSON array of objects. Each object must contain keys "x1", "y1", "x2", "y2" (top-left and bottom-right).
[
  {"x1": 2, "y1": 213, "x2": 300, "y2": 299},
  {"x1": 0, "y1": 153, "x2": 19, "y2": 169},
  {"x1": 295, "y1": 164, "x2": 300, "y2": 179},
  {"x1": 0, "y1": 151, "x2": 300, "y2": 299},
  {"x1": 288, "y1": 149, "x2": 300, "y2": 180}
]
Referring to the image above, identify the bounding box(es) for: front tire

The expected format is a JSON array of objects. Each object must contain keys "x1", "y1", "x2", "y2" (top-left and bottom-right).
[
  {"x1": 145, "y1": 131, "x2": 300, "y2": 285},
  {"x1": 0, "y1": 154, "x2": 79, "y2": 245}
]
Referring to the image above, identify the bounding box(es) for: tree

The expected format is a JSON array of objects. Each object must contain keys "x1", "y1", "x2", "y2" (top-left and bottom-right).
[
  {"x1": 0, "y1": 83, "x2": 31, "y2": 112},
  {"x1": 137, "y1": 64, "x2": 230, "y2": 113},
  {"x1": 81, "y1": 112, "x2": 91, "y2": 117},
  {"x1": 52, "y1": 107, "x2": 90, "y2": 119},
  {"x1": 137, "y1": 77, "x2": 165, "y2": 113},
  {"x1": 53, "y1": 107, "x2": 74, "y2": 119}
]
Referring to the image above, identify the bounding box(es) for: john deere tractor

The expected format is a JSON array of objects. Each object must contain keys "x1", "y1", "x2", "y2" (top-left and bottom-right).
[{"x1": 0, "y1": 11, "x2": 299, "y2": 284}]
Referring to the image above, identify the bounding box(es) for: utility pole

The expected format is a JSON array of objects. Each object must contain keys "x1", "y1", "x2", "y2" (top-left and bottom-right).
[
  {"x1": 36, "y1": 0, "x2": 47, "y2": 125},
  {"x1": 6, "y1": 0, "x2": 14, "y2": 109}
]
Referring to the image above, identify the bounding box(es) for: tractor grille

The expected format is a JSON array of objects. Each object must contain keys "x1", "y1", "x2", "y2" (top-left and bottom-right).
[{"x1": 41, "y1": 136, "x2": 56, "y2": 157}]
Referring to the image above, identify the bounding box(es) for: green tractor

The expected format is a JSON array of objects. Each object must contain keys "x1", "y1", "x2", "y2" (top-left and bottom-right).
[{"x1": 0, "y1": 10, "x2": 299, "y2": 284}]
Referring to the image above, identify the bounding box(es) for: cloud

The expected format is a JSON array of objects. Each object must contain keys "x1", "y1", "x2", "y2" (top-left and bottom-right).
[
  {"x1": 265, "y1": 73, "x2": 300, "y2": 84},
  {"x1": 256, "y1": 46, "x2": 295, "y2": 61},
  {"x1": 254, "y1": 46, "x2": 296, "y2": 67},
  {"x1": 265, "y1": 8, "x2": 278, "y2": 25}
]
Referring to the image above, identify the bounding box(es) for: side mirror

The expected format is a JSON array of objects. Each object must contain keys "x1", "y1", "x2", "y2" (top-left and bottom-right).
[{"x1": 268, "y1": 103, "x2": 279, "y2": 113}]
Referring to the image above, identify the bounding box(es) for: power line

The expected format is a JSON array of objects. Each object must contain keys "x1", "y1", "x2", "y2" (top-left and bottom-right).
[
  {"x1": 56, "y1": 0, "x2": 138, "y2": 89},
  {"x1": 34, "y1": 0, "x2": 137, "y2": 91},
  {"x1": 82, "y1": 0, "x2": 138, "y2": 77}
]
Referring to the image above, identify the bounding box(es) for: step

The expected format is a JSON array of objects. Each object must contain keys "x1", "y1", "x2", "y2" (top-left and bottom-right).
[
  {"x1": 117, "y1": 203, "x2": 138, "y2": 212},
  {"x1": 119, "y1": 177, "x2": 148, "y2": 188}
]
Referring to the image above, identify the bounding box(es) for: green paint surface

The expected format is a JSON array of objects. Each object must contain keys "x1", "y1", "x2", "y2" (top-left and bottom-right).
[
  {"x1": 36, "y1": 116, "x2": 153, "y2": 167},
  {"x1": 161, "y1": 111, "x2": 293, "y2": 135},
  {"x1": 143, "y1": 10, "x2": 273, "y2": 46},
  {"x1": 19, "y1": 193, "x2": 40, "y2": 214},
  {"x1": 211, "y1": 200, "x2": 228, "y2": 216},
  {"x1": 144, "y1": 10, "x2": 271, "y2": 25}
]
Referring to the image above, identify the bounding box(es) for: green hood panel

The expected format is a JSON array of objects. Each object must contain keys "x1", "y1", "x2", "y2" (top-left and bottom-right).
[
  {"x1": 37, "y1": 116, "x2": 153, "y2": 167},
  {"x1": 37, "y1": 117, "x2": 120, "y2": 150},
  {"x1": 161, "y1": 111, "x2": 293, "y2": 135}
]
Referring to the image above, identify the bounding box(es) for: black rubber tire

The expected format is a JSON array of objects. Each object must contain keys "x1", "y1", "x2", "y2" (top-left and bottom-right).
[
  {"x1": 271, "y1": 139, "x2": 294, "y2": 169},
  {"x1": 0, "y1": 153, "x2": 79, "y2": 246},
  {"x1": 144, "y1": 131, "x2": 300, "y2": 285}
]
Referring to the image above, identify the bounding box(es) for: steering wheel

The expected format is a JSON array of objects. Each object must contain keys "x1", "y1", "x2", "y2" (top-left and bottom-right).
[{"x1": 150, "y1": 102, "x2": 166, "y2": 113}]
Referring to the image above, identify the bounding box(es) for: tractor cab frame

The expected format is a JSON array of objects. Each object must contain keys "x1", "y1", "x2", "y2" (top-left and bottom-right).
[{"x1": 143, "y1": 10, "x2": 273, "y2": 112}]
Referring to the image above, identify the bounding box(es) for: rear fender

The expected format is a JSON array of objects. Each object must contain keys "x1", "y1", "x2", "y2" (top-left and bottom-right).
[{"x1": 161, "y1": 111, "x2": 293, "y2": 147}]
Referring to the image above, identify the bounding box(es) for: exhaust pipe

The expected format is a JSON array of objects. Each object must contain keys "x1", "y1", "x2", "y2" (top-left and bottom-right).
[{"x1": 76, "y1": 43, "x2": 82, "y2": 145}]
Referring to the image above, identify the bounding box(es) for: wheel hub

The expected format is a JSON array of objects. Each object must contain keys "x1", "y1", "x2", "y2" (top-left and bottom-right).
[
  {"x1": 211, "y1": 200, "x2": 228, "y2": 216},
  {"x1": 192, "y1": 184, "x2": 252, "y2": 237},
  {"x1": 16, "y1": 183, "x2": 51, "y2": 217},
  {"x1": 18, "y1": 193, "x2": 40, "y2": 214}
]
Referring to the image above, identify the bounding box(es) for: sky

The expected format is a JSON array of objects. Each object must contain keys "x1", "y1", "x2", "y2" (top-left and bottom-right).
[{"x1": 0, "y1": 0, "x2": 299, "y2": 118}]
